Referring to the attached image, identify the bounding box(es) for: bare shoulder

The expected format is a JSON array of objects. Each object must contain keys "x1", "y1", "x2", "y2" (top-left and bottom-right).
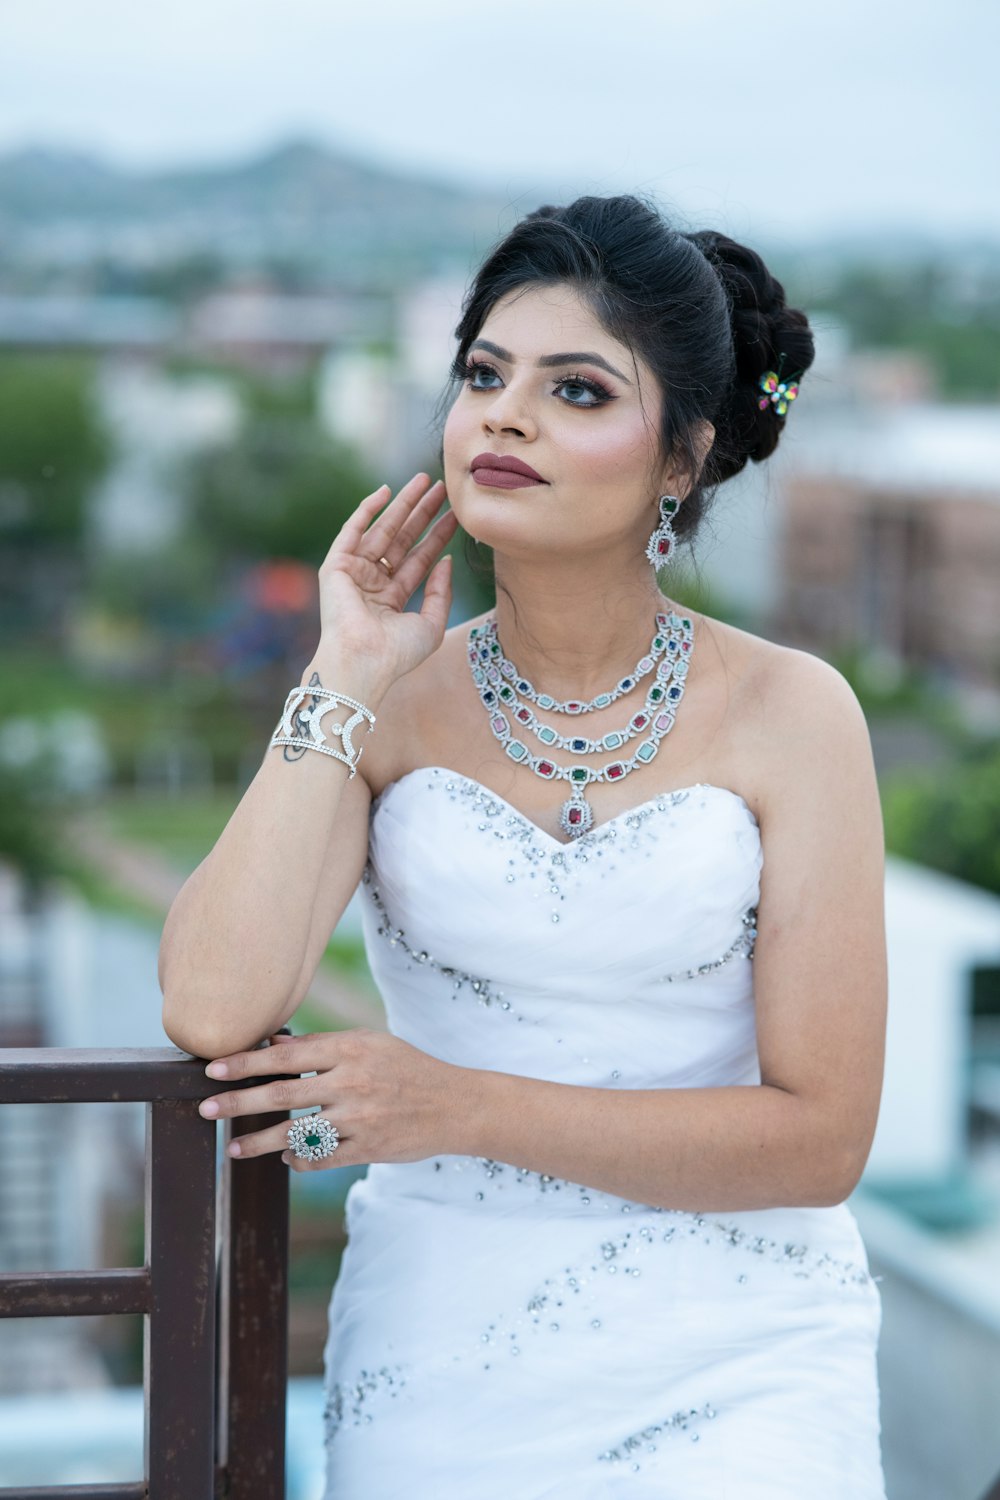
[
  {"x1": 758, "y1": 636, "x2": 875, "y2": 822},
  {"x1": 697, "y1": 610, "x2": 859, "y2": 715},
  {"x1": 690, "y1": 611, "x2": 877, "y2": 828},
  {"x1": 719, "y1": 621, "x2": 881, "y2": 852}
]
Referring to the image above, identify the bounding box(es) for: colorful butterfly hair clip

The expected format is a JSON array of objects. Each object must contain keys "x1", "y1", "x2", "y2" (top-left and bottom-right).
[{"x1": 758, "y1": 371, "x2": 799, "y2": 416}]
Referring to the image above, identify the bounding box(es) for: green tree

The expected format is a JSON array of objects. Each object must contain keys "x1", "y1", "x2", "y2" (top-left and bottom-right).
[
  {"x1": 0, "y1": 353, "x2": 113, "y2": 641},
  {"x1": 0, "y1": 760, "x2": 79, "y2": 896},
  {"x1": 186, "y1": 413, "x2": 377, "y2": 566},
  {"x1": 798, "y1": 257, "x2": 1000, "y2": 400},
  {"x1": 0, "y1": 353, "x2": 111, "y2": 546},
  {"x1": 882, "y1": 743, "x2": 1000, "y2": 896}
]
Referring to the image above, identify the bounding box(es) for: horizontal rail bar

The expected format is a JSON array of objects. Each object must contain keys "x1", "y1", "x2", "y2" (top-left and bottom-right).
[
  {"x1": 0, "y1": 1048, "x2": 297, "y2": 1103},
  {"x1": 0, "y1": 1268, "x2": 151, "y2": 1318},
  {"x1": 0, "y1": 1047, "x2": 210, "y2": 1102},
  {"x1": 7, "y1": 1485, "x2": 147, "y2": 1499}
]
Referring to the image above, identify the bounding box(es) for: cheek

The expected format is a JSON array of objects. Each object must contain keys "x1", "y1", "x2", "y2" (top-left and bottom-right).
[
  {"x1": 442, "y1": 401, "x2": 471, "y2": 478},
  {"x1": 558, "y1": 412, "x2": 655, "y2": 486}
]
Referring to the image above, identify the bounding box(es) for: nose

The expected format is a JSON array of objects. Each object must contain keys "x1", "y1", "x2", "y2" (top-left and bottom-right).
[{"x1": 480, "y1": 379, "x2": 538, "y2": 441}]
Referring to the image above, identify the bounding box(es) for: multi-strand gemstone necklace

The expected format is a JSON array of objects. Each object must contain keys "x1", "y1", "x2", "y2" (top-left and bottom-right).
[{"x1": 467, "y1": 607, "x2": 694, "y2": 838}]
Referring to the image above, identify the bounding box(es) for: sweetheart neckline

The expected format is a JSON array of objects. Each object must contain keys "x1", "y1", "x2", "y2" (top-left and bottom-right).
[{"x1": 370, "y1": 765, "x2": 760, "y2": 850}]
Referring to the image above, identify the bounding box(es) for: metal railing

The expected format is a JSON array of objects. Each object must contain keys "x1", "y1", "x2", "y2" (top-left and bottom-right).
[
  {"x1": 0, "y1": 1042, "x2": 292, "y2": 1500},
  {"x1": 6, "y1": 1045, "x2": 1000, "y2": 1500}
]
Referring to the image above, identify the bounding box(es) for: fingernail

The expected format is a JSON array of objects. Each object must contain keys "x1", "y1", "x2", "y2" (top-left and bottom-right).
[
  {"x1": 227, "y1": 1141, "x2": 242, "y2": 1157},
  {"x1": 206, "y1": 1062, "x2": 227, "y2": 1078},
  {"x1": 199, "y1": 1100, "x2": 219, "y2": 1118}
]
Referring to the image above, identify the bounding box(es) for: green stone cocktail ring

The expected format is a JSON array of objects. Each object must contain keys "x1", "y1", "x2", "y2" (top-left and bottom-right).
[{"x1": 286, "y1": 1114, "x2": 340, "y2": 1162}]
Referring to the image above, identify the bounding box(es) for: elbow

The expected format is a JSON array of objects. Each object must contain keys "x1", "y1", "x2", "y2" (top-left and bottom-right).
[
  {"x1": 820, "y1": 1147, "x2": 867, "y2": 1208},
  {"x1": 161, "y1": 998, "x2": 227, "y2": 1061},
  {"x1": 160, "y1": 986, "x2": 289, "y2": 1061}
]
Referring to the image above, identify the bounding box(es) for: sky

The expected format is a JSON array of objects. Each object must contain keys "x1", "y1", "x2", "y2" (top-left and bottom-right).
[{"x1": 1, "y1": 0, "x2": 998, "y2": 244}]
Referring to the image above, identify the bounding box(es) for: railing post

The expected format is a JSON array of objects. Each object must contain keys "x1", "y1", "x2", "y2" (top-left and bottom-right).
[
  {"x1": 144, "y1": 1097, "x2": 218, "y2": 1499},
  {"x1": 0, "y1": 1047, "x2": 291, "y2": 1500},
  {"x1": 216, "y1": 1108, "x2": 290, "y2": 1500}
]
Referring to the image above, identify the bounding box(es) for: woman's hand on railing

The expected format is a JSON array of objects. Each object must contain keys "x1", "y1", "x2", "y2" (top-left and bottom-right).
[{"x1": 197, "y1": 1028, "x2": 478, "y2": 1169}]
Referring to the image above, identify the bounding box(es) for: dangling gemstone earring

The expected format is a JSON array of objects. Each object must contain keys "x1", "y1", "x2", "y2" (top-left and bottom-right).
[{"x1": 645, "y1": 494, "x2": 680, "y2": 568}]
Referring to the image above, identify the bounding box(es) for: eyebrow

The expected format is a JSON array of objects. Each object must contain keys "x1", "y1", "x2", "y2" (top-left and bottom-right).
[{"x1": 469, "y1": 338, "x2": 631, "y2": 384}]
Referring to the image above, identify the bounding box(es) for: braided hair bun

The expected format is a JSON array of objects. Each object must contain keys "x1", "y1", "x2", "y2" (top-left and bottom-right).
[{"x1": 684, "y1": 230, "x2": 815, "y2": 485}]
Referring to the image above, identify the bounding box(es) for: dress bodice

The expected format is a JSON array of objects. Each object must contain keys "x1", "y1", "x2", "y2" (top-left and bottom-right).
[{"x1": 361, "y1": 767, "x2": 763, "y2": 1093}]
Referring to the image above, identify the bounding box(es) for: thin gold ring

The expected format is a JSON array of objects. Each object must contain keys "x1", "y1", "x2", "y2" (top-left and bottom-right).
[{"x1": 377, "y1": 555, "x2": 394, "y2": 577}]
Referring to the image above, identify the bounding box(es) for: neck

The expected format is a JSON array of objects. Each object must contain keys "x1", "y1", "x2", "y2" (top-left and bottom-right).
[{"x1": 489, "y1": 551, "x2": 672, "y2": 702}]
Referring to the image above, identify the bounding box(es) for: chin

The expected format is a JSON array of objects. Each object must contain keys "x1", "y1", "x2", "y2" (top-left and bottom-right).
[
  {"x1": 455, "y1": 498, "x2": 560, "y2": 558},
  {"x1": 448, "y1": 476, "x2": 541, "y2": 537}
]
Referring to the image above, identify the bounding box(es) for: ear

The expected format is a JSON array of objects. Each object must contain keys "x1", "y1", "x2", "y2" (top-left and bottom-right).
[{"x1": 658, "y1": 421, "x2": 716, "y2": 500}]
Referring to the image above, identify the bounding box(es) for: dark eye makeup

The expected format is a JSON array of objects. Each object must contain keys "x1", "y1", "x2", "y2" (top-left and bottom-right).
[{"x1": 453, "y1": 357, "x2": 615, "y2": 408}]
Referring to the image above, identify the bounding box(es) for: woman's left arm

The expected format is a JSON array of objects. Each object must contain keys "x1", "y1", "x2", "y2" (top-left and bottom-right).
[{"x1": 198, "y1": 650, "x2": 887, "y2": 1214}]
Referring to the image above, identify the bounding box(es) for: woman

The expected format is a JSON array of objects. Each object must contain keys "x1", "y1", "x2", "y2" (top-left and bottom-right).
[{"x1": 160, "y1": 195, "x2": 888, "y2": 1498}]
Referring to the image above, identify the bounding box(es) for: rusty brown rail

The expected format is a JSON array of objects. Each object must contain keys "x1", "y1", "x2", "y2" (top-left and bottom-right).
[{"x1": 0, "y1": 1040, "x2": 293, "y2": 1500}]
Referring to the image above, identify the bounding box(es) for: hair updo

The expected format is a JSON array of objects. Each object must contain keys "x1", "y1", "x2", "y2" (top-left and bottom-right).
[{"x1": 449, "y1": 193, "x2": 815, "y2": 544}]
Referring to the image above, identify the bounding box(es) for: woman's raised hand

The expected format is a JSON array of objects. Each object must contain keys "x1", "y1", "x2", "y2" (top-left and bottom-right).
[{"x1": 315, "y1": 474, "x2": 459, "y2": 692}]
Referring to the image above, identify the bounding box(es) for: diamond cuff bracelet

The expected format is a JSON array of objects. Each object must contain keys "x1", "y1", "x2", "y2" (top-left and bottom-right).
[{"x1": 270, "y1": 685, "x2": 376, "y2": 776}]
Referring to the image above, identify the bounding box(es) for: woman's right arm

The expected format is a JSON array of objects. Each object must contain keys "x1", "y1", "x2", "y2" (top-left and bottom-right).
[{"x1": 158, "y1": 475, "x2": 457, "y2": 1060}]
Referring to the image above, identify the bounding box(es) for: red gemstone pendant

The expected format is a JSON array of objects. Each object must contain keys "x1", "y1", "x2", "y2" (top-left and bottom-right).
[{"x1": 559, "y1": 794, "x2": 594, "y2": 837}]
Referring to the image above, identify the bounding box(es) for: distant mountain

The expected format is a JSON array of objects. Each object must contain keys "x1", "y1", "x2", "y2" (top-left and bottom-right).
[
  {"x1": 2, "y1": 139, "x2": 997, "y2": 291},
  {"x1": 0, "y1": 138, "x2": 517, "y2": 285}
]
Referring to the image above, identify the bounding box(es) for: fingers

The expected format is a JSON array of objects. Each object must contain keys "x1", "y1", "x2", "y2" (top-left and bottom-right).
[
  {"x1": 203, "y1": 1038, "x2": 317, "y2": 1081},
  {"x1": 374, "y1": 478, "x2": 448, "y2": 564},
  {"x1": 417, "y1": 555, "x2": 453, "y2": 637},
  {"x1": 198, "y1": 1071, "x2": 316, "y2": 1120},
  {"x1": 334, "y1": 473, "x2": 439, "y2": 563},
  {"x1": 230, "y1": 1115, "x2": 351, "y2": 1167},
  {"x1": 328, "y1": 483, "x2": 393, "y2": 559},
  {"x1": 390, "y1": 506, "x2": 459, "y2": 598},
  {"x1": 364, "y1": 474, "x2": 446, "y2": 564}
]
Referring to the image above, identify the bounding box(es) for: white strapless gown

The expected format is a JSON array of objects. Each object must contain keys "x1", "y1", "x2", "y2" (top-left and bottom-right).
[{"x1": 321, "y1": 769, "x2": 886, "y2": 1499}]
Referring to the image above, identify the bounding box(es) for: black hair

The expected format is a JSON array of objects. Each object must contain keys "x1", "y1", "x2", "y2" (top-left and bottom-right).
[{"x1": 445, "y1": 193, "x2": 815, "y2": 546}]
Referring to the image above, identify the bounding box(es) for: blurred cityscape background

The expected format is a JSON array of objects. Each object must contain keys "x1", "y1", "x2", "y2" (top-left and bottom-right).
[{"x1": 1, "y1": 3, "x2": 999, "y2": 1497}]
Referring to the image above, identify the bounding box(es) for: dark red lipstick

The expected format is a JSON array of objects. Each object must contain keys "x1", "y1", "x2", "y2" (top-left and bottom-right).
[{"x1": 471, "y1": 453, "x2": 548, "y2": 489}]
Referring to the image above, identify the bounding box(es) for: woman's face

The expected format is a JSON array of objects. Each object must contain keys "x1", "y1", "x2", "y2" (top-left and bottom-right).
[{"x1": 442, "y1": 282, "x2": 677, "y2": 563}]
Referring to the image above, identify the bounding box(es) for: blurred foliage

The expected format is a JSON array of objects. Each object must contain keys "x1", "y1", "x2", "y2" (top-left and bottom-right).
[
  {"x1": 882, "y1": 742, "x2": 1000, "y2": 897},
  {"x1": 186, "y1": 387, "x2": 377, "y2": 567},
  {"x1": 0, "y1": 760, "x2": 80, "y2": 894},
  {"x1": 87, "y1": 531, "x2": 221, "y2": 633},
  {"x1": 798, "y1": 259, "x2": 1000, "y2": 398},
  {"x1": 0, "y1": 643, "x2": 257, "y2": 786},
  {"x1": 101, "y1": 790, "x2": 242, "y2": 872},
  {"x1": 830, "y1": 644, "x2": 967, "y2": 730},
  {"x1": 0, "y1": 352, "x2": 112, "y2": 545},
  {"x1": 795, "y1": 647, "x2": 1000, "y2": 896},
  {"x1": 162, "y1": 354, "x2": 319, "y2": 418}
]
